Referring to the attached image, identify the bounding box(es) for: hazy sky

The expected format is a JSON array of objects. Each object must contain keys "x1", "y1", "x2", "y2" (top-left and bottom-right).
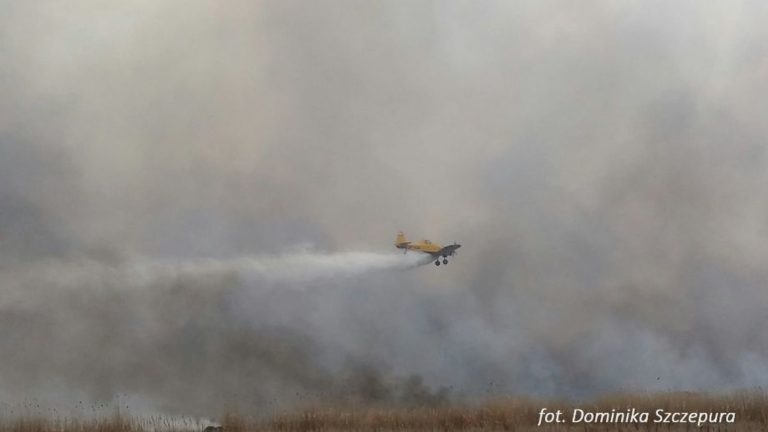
[{"x1": 2, "y1": 0, "x2": 768, "y2": 417}]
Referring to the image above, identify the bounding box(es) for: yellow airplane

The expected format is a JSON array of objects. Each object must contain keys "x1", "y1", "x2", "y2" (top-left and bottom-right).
[{"x1": 395, "y1": 231, "x2": 461, "y2": 266}]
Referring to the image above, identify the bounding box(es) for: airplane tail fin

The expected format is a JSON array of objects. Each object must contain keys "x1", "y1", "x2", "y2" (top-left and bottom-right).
[{"x1": 395, "y1": 231, "x2": 409, "y2": 248}]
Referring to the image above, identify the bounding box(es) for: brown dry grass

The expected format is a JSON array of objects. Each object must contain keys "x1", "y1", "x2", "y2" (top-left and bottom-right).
[
  {"x1": 2, "y1": 392, "x2": 768, "y2": 432},
  {"x1": 250, "y1": 391, "x2": 768, "y2": 431}
]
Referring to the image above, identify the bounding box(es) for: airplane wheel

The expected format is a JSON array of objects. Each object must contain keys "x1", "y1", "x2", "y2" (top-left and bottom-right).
[
  {"x1": 443, "y1": 259, "x2": 448, "y2": 265},
  {"x1": 435, "y1": 260, "x2": 440, "y2": 266}
]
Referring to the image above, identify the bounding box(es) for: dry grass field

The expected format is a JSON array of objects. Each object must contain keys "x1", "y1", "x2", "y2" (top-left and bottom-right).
[{"x1": 1, "y1": 392, "x2": 767, "y2": 432}]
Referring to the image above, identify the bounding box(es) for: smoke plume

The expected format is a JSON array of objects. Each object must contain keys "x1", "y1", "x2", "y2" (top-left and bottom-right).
[
  {"x1": 0, "y1": 251, "x2": 435, "y2": 416},
  {"x1": 1, "y1": 0, "x2": 768, "y2": 418}
]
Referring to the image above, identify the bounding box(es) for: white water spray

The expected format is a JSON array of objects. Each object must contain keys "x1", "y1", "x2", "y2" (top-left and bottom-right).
[
  {"x1": 134, "y1": 250, "x2": 434, "y2": 285},
  {"x1": 8, "y1": 250, "x2": 433, "y2": 296}
]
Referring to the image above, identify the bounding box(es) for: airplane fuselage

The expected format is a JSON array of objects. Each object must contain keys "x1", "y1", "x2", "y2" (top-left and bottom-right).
[
  {"x1": 395, "y1": 231, "x2": 461, "y2": 266},
  {"x1": 396, "y1": 239, "x2": 443, "y2": 254}
]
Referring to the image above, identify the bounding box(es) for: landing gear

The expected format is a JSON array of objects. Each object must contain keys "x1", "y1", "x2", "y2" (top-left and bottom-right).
[
  {"x1": 442, "y1": 258, "x2": 448, "y2": 265},
  {"x1": 435, "y1": 260, "x2": 440, "y2": 266}
]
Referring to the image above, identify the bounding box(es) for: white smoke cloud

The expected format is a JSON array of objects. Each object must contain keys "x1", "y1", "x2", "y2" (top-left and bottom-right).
[
  {"x1": 3, "y1": 0, "x2": 768, "y2": 417},
  {"x1": 0, "y1": 249, "x2": 440, "y2": 416}
]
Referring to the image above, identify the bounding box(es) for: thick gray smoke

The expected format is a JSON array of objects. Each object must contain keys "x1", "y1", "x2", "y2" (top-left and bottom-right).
[
  {"x1": 0, "y1": 252, "x2": 434, "y2": 416},
  {"x1": 2, "y1": 0, "x2": 768, "y2": 417}
]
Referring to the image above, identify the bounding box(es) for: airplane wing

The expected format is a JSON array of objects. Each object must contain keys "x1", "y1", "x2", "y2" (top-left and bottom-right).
[{"x1": 437, "y1": 244, "x2": 461, "y2": 256}]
